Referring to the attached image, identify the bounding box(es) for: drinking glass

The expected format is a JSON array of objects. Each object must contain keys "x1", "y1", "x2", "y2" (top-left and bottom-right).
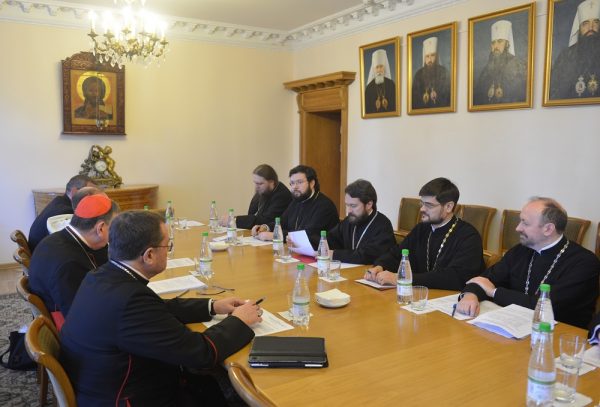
[
  {"x1": 327, "y1": 260, "x2": 341, "y2": 280},
  {"x1": 279, "y1": 240, "x2": 293, "y2": 262},
  {"x1": 555, "y1": 334, "x2": 585, "y2": 403},
  {"x1": 410, "y1": 286, "x2": 428, "y2": 311}
]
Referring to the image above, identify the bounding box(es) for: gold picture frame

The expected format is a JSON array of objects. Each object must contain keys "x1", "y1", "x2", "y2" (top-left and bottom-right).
[
  {"x1": 359, "y1": 37, "x2": 401, "y2": 119},
  {"x1": 543, "y1": 0, "x2": 600, "y2": 106},
  {"x1": 62, "y1": 51, "x2": 125, "y2": 135},
  {"x1": 407, "y1": 22, "x2": 457, "y2": 115},
  {"x1": 468, "y1": 3, "x2": 535, "y2": 111}
]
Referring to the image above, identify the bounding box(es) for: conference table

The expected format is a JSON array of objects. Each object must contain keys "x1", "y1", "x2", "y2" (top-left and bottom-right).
[{"x1": 158, "y1": 226, "x2": 600, "y2": 406}]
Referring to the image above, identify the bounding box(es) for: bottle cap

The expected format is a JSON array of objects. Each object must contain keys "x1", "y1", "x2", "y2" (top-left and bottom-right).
[
  {"x1": 202, "y1": 232, "x2": 208, "y2": 237},
  {"x1": 297, "y1": 264, "x2": 305, "y2": 270},
  {"x1": 539, "y1": 322, "x2": 551, "y2": 333},
  {"x1": 539, "y1": 284, "x2": 551, "y2": 292},
  {"x1": 401, "y1": 249, "x2": 409, "y2": 256},
  {"x1": 275, "y1": 217, "x2": 280, "y2": 223},
  {"x1": 229, "y1": 208, "x2": 234, "y2": 212},
  {"x1": 211, "y1": 200, "x2": 216, "y2": 204},
  {"x1": 320, "y1": 230, "x2": 326, "y2": 237},
  {"x1": 168, "y1": 200, "x2": 172, "y2": 203},
  {"x1": 143, "y1": 205, "x2": 149, "y2": 210}
]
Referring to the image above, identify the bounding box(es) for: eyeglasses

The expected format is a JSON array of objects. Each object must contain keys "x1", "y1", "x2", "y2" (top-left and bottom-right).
[
  {"x1": 289, "y1": 179, "x2": 307, "y2": 187},
  {"x1": 419, "y1": 201, "x2": 441, "y2": 209},
  {"x1": 141, "y1": 240, "x2": 173, "y2": 256}
]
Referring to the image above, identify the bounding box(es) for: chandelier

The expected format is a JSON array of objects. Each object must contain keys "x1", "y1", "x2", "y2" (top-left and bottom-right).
[{"x1": 88, "y1": 0, "x2": 169, "y2": 68}]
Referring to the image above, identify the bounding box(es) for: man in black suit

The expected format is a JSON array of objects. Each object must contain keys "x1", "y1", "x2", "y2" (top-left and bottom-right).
[
  {"x1": 28, "y1": 174, "x2": 95, "y2": 251},
  {"x1": 61, "y1": 210, "x2": 262, "y2": 406}
]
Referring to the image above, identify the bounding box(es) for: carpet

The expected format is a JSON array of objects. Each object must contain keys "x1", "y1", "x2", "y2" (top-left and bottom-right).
[{"x1": 0, "y1": 293, "x2": 43, "y2": 406}]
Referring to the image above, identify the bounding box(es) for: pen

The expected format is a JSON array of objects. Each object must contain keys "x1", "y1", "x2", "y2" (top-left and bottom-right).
[
  {"x1": 255, "y1": 296, "x2": 266, "y2": 305},
  {"x1": 451, "y1": 303, "x2": 457, "y2": 317}
]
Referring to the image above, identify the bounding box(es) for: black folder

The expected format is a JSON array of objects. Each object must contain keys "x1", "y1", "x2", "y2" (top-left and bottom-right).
[{"x1": 248, "y1": 336, "x2": 328, "y2": 368}]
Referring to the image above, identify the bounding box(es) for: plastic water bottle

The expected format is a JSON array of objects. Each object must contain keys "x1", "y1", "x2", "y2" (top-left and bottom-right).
[
  {"x1": 292, "y1": 264, "x2": 310, "y2": 327},
  {"x1": 272, "y1": 217, "x2": 283, "y2": 257},
  {"x1": 397, "y1": 249, "x2": 413, "y2": 304},
  {"x1": 526, "y1": 322, "x2": 555, "y2": 406},
  {"x1": 143, "y1": 205, "x2": 149, "y2": 211},
  {"x1": 316, "y1": 230, "x2": 330, "y2": 277},
  {"x1": 531, "y1": 284, "x2": 554, "y2": 349},
  {"x1": 209, "y1": 201, "x2": 218, "y2": 232},
  {"x1": 226, "y1": 209, "x2": 236, "y2": 244},
  {"x1": 198, "y1": 231, "x2": 212, "y2": 276},
  {"x1": 165, "y1": 201, "x2": 175, "y2": 256}
]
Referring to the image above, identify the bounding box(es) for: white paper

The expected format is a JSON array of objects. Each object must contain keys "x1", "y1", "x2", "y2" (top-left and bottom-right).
[
  {"x1": 583, "y1": 346, "x2": 600, "y2": 368},
  {"x1": 166, "y1": 258, "x2": 195, "y2": 269},
  {"x1": 239, "y1": 236, "x2": 272, "y2": 247},
  {"x1": 277, "y1": 310, "x2": 314, "y2": 322},
  {"x1": 354, "y1": 278, "x2": 395, "y2": 290},
  {"x1": 401, "y1": 303, "x2": 437, "y2": 314},
  {"x1": 148, "y1": 275, "x2": 206, "y2": 294},
  {"x1": 212, "y1": 234, "x2": 228, "y2": 242},
  {"x1": 308, "y1": 261, "x2": 360, "y2": 270},
  {"x1": 203, "y1": 309, "x2": 293, "y2": 336},
  {"x1": 467, "y1": 304, "x2": 534, "y2": 339},
  {"x1": 186, "y1": 220, "x2": 204, "y2": 227},
  {"x1": 555, "y1": 357, "x2": 596, "y2": 376},
  {"x1": 275, "y1": 257, "x2": 299, "y2": 264},
  {"x1": 288, "y1": 230, "x2": 315, "y2": 257},
  {"x1": 319, "y1": 276, "x2": 348, "y2": 283},
  {"x1": 428, "y1": 294, "x2": 502, "y2": 321}
]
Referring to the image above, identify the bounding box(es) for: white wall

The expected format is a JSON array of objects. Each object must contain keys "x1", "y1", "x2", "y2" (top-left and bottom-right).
[
  {"x1": 0, "y1": 21, "x2": 294, "y2": 263},
  {"x1": 291, "y1": 0, "x2": 600, "y2": 252}
]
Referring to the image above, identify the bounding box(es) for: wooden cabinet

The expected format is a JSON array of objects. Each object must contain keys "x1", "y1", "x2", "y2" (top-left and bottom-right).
[{"x1": 32, "y1": 184, "x2": 158, "y2": 215}]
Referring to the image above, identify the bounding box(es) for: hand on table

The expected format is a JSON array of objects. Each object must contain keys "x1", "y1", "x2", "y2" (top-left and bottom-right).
[
  {"x1": 231, "y1": 300, "x2": 263, "y2": 326},
  {"x1": 456, "y1": 293, "x2": 480, "y2": 317}
]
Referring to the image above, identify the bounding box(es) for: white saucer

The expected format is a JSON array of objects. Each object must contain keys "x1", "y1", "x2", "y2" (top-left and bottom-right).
[
  {"x1": 209, "y1": 242, "x2": 229, "y2": 251},
  {"x1": 315, "y1": 298, "x2": 350, "y2": 308}
]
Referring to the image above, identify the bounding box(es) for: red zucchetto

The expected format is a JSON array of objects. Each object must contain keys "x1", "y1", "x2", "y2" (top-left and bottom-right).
[{"x1": 74, "y1": 195, "x2": 112, "y2": 218}]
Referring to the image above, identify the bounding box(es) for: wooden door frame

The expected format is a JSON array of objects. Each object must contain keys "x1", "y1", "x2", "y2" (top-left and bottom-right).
[{"x1": 283, "y1": 71, "x2": 355, "y2": 211}]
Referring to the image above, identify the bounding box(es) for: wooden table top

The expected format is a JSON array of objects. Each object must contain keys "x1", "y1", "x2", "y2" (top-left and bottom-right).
[{"x1": 159, "y1": 227, "x2": 600, "y2": 407}]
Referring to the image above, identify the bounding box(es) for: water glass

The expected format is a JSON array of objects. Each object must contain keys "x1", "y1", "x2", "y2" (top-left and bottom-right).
[
  {"x1": 327, "y1": 260, "x2": 341, "y2": 280},
  {"x1": 555, "y1": 334, "x2": 585, "y2": 403},
  {"x1": 279, "y1": 240, "x2": 293, "y2": 261},
  {"x1": 410, "y1": 286, "x2": 428, "y2": 311}
]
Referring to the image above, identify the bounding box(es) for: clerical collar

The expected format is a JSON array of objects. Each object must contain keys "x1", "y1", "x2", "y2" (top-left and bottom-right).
[
  {"x1": 110, "y1": 259, "x2": 149, "y2": 282},
  {"x1": 536, "y1": 235, "x2": 564, "y2": 254},
  {"x1": 66, "y1": 224, "x2": 93, "y2": 248},
  {"x1": 431, "y1": 216, "x2": 454, "y2": 232},
  {"x1": 301, "y1": 190, "x2": 317, "y2": 203}
]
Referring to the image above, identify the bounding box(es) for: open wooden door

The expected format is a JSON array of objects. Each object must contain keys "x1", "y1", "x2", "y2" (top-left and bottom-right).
[{"x1": 283, "y1": 72, "x2": 355, "y2": 214}]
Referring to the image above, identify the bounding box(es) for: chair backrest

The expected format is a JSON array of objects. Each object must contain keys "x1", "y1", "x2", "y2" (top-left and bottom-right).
[
  {"x1": 457, "y1": 204, "x2": 497, "y2": 250},
  {"x1": 25, "y1": 316, "x2": 77, "y2": 407},
  {"x1": 499, "y1": 209, "x2": 521, "y2": 255},
  {"x1": 483, "y1": 250, "x2": 501, "y2": 269},
  {"x1": 397, "y1": 197, "x2": 421, "y2": 235},
  {"x1": 227, "y1": 362, "x2": 277, "y2": 407},
  {"x1": 13, "y1": 247, "x2": 31, "y2": 269},
  {"x1": 11, "y1": 229, "x2": 32, "y2": 258},
  {"x1": 563, "y1": 216, "x2": 590, "y2": 245},
  {"x1": 16, "y1": 275, "x2": 53, "y2": 321}
]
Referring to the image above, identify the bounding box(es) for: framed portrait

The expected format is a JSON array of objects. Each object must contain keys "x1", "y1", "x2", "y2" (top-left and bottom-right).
[
  {"x1": 543, "y1": 0, "x2": 600, "y2": 106},
  {"x1": 468, "y1": 3, "x2": 535, "y2": 111},
  {"x1": 359, "y1": 37, "x2": 401, "y2": 119},
  {"x1": 62, "y1": 51, "x2": 125, "y2": 135},
  {"x1": 407, "y1": 22, "x2": 457, "y2": 115}
]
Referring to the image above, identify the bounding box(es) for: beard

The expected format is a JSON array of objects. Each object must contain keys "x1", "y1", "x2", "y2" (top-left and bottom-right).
[
  {"x1": 421, "y1": 63, "x2": 441, "y2": 85},
  {"x1": 348, "y1": 212, "x2": 369, "y2": 225},
  {"x1": 374, "y1": 73, "x2": 385, "y2": 85},
  {"x1": 421, "y1": 212, "x2": 444, "y2": 225},
  {"x1": 293, "y1": 188, "x2": 313, "y2": 201}
]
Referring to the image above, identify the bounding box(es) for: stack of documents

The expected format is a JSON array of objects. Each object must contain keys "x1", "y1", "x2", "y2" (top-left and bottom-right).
[{"x1": 467, "y1": 304, "x2": 534, "y2": 339}]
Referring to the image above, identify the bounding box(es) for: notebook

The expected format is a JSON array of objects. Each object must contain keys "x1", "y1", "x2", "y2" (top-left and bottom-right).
[{"x1": 248, "y1": 336, "x2": 328, "y2": 368}]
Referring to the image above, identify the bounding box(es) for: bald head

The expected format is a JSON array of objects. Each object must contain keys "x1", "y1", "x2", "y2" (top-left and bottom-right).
[{"x1": 515, "y1": 197, "x2": 567, "y2": 251}]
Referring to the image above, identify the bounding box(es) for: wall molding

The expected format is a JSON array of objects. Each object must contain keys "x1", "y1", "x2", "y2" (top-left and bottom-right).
[{"x1": 0, "y1": 0, "x2": 463, "y2": 50}]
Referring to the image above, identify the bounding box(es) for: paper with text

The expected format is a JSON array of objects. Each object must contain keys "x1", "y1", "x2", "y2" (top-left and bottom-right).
[
  {"x1": 354, "y1": 278, "x2": 396, "y2": 290},
  {"x1": 428, "y1": 294, "x2": 502, "y2": 320},
  {"x1": 288, "y1": 230, "x2": 315, "y2": 257},
  {"x1": 467, "y1": 304, "x2": 534, "y2": 339},
  {"x1": 203, "y1": 309, "x2": 293, "y2": 336},
  {"x1": 148, "y1": 275, "x2": 206, "y2": 294},
  {"x1": 166, "y1": 258, "x2": 195, "y2": 269}
]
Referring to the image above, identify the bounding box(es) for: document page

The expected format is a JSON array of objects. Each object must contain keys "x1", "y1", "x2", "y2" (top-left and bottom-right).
[
  {"x1": 308, "y1": 261, "x2": 361, "y2": 269},
  {"x1": 354, "y1": 278, "x2": 396, "y2": 290},
  {"x1": 148, "y1": 275, "x2": 206, "y2": 294},
  {"x1": 203, "y1": 309, "x2": 294, "y2": 336},
  {"x1": 288, "y1": 230, "x2": 315, "y2": 257},
  {"x1": 166, "y1": 257, "x2": 195, "y2": 269},
  {"x1": 467, "y1": 304, "x2": 534, "y2": 339},
  {"x1": 428, "y1": 294, "x2": 502, "y2": 320}
]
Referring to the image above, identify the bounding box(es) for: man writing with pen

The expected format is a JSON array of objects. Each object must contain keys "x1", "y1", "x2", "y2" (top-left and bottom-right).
[{"x1": 60, "y1": 210, "x2": 263, "y2": 406}]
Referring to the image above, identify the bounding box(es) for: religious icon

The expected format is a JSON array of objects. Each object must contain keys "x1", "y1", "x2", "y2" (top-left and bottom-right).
[{"x1": 360, "y1": 37, "x2": 401, "y2": 119}]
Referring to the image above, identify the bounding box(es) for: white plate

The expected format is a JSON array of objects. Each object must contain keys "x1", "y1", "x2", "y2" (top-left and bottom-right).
[
  {"x1": 315, "y1": 298, "x2": 350, "y2": 308},
  {"x1": 209, "y1": 242, "x2": 229, "y2": 251}
]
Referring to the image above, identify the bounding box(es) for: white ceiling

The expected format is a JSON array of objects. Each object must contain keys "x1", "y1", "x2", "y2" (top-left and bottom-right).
[{"x1": 66, "y1": 0, "x2": 364, "y2": 31}]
